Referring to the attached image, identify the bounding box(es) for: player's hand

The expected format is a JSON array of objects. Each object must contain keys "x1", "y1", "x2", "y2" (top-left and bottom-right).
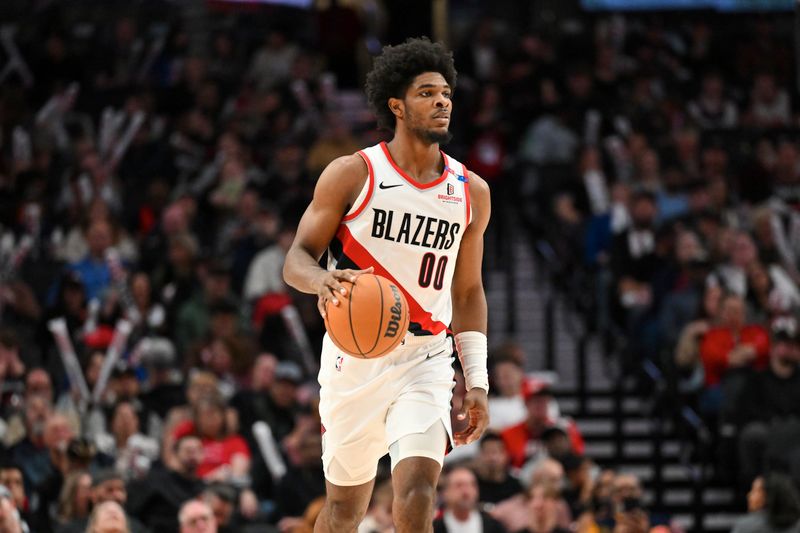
[
  {"x1": 454, "y1": 388, "x2": 489, "y2": 446},
  {"x1": 312, "y1": 267, "x2": 374, "y2": 318}
]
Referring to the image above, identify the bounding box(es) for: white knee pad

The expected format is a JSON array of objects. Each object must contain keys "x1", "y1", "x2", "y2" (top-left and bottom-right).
[{"x1": 388, "y1": 419, "x2": 449, "y2": 472}]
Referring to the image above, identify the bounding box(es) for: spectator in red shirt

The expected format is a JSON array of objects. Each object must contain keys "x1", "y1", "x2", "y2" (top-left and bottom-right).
[
  {"x1": 173, "y1": 395, "x2": 251, "y2": 483},
  {"x1": 700, "y1": 293, "x2": 770, "y2": 387},
  {"x1": 501, "y1": 385, "x2": 584, "y2": 469}
]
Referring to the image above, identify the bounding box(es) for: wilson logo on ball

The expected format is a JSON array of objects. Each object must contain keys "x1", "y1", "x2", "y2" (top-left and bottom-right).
[{"x1": 385, "y1": 284, "x2": 403, "y2": 338}]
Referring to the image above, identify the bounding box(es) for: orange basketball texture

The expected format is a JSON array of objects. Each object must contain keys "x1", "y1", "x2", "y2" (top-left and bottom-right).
[{"x1": 324, "y1": 274, "x2": 410, "y2": 358}]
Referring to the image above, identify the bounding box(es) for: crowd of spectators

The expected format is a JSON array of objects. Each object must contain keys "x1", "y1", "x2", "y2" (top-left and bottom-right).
[
  {"x1": 504, "y1": 0, "x2": 800, "y2": 509},
  {"x1": 0, "y1": 0, "x2": 798, "y2": 532}
]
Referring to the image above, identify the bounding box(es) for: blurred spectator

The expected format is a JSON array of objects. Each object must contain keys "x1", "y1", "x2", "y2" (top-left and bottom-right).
[
  {"x1": 0, "y1": 484, "x2": 27, "y2": 533},
  {"x1": 0, "y1": 467, "x2": 23, "y2": 512},
  {"x1": 84, "y1": 500, "x2": 129, "y2": 533},
  {"x1": 179, "y1": 499, "x2": 218, "y2": 533},
  {"x1": 699, "y1": 293, "x2": 769, "y2": 392},
  {"x1": 57, "y1": 469, "x2": 147, "y2": 533},
  {"x1": 172, "y1": 395, "x2": 250, "y2": 485},
  {"x1": 487, "y1": 356, "x2": 526, "y2": 431},
  {"x1": 58, "y1": 200, "x2": 137, "y2": 265},
  {"x1": 201, "y1": 484, "x2": 237, "y2": 533},
  {"x1": 589, "y1": 473, "x2": 656, "y2": 533},
  {"x1": 243, "y1": 226, "x2": 294, "y2": 302},
  {"x1": 519, "y1": 96, "x2": 579, "y2": 166},
  {"x1": 745, "y1": 73, "x2": 791, "y2": 129},
  {"x1": 9, "y1": 402, "x2": 63, "y2": 496},
  {"x1": 672, "y1": 284, "x2": 722, "y2": 392},
  {"x1": 236, "y1": 359, "x2": 301, "y2": 446},
  {"x1": 68, "y1": 220, "x2": 116, "y2": 302},
  {"x1": 432, "y1": 466, "x2": 506, "y2": 533},
  {"x1": 473, "y1": 433, "x2": 523, "y2": 505},
  {"x1": 175, "y1": 261, "x2": 238, "y2": 357},
  {"x1": 274, "y1": 426, "x2": 324, "y2": 522},
  {"x1": 558, "y1": 454, "x2": 595, "y2": 520},
  {"x1": 707, "y1": 231, "x2": 759, "y2": 298},
  {"x1": 0, "y1": 465, "x2": 28, "y2": 529},
  {"x1": 305, "y1": 114, "x2": 361, "y2": 179},
  {"x1": 501, "y1": 385, "x2": 584, "y2": 469},
  {"x1": 491, "y1": 458, "x2": 570, "y2": 533},
  {"x1": 55, "y1": 471, "x2": 91, "y2": 527},
  {"x1": 687, "y1": 71, "x2": 738, "y2": 129},
  {"x1": 163, "y1": 370, "x2": 221, "y2": 457},
  {"x1": 732, "y1": 474, "x2": 800, "y2": 533},
  {"x1": 96, "y1": 401, "x2": 158, "y2": 481},
  {"x1": 514, "y1": 482, "x2": 570, "y2": 533},
  {"x1": 127, "y1": 435, "x2": 204, "y2": 532},
  {"x1": 247, "y1": 31, "x2": 298, "y2": 91},
  {"x1": 731, "y1": 317, "x2": 800, "y2": 488},
  {"x1": 611, "y1": 190, "x2": 659, "y2": 327},
  {"x1": 0, "y1": 330, "x2": 27, "y2": 393},
  {"x1": 127, "y1": 272, "x2": 167, "y2": 337}
]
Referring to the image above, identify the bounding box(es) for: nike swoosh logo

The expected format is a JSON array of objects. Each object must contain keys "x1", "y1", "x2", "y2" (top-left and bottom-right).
[
  {"x1": 426, "y1": 348, "x2": 447, "y2": 360},
  {"x1": 379, "y1": 182, "x2": 403, "y2": 190}
]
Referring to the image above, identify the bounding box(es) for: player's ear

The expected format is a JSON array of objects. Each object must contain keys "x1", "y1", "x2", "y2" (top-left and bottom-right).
[{"x1": 388, "y1": 97, "x2": 403, "y2": 120}]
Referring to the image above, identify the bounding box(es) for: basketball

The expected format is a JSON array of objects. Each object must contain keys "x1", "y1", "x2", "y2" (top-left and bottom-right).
[{"x1": 324, "y1": 274, "x2": 410, "y2": 358}]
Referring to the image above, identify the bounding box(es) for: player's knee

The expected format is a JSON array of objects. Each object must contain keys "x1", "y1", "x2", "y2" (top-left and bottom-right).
[
  {"x1": 394, "y1": 480, "x2": 436, "y2": 513},
  {"x1": 325, "y1": 499, "x2": 364, "y2": 529}
]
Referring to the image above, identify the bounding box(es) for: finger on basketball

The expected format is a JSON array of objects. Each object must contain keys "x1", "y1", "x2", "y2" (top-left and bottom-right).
[
  {"x1": 322, "y1": 282, "x2": 342, "y2": 306},
  {"x1": 326, "y1": 277, "x2": 348, "y2": 299},
  {"x1": 317, "y1": 298, "x2": 326, "y2": 318},
  {"x1": 343, "y1": 266, "x2": 374, "y2": 283}
]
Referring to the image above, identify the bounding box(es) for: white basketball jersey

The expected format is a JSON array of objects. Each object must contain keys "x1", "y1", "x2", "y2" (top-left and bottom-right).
[{"x1": 328, "y1": 142, "x2": 471, "y2": 336}]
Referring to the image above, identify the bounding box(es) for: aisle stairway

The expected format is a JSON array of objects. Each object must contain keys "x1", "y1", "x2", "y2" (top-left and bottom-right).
[{"x1": 483, "y1": 230, "x2": 744, "y2": 533}]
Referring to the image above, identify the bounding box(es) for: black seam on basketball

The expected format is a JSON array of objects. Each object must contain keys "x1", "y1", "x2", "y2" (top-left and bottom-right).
[
  {"x1": 347, "y1": 281, "x2": 365, "y2": 357},
  {"x1": 401, "y1": 295, "x2": 410, "y2": 336},
  {"x1": 364, "y1": 274, "x2": 383, "y2": 355}
]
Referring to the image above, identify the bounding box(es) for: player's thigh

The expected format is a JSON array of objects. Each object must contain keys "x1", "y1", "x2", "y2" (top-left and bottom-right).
[{"x1": 384, "y1": 350, "x2": 455, "y2": 449}]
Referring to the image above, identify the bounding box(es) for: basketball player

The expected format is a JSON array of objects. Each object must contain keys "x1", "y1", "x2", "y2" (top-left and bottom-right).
[{"x1": 283, "y1": 37, "x2": 490, "y2": 533}]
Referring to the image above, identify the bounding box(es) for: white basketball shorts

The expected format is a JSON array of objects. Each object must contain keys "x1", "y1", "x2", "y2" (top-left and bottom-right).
[{"x1": 317, "y1": 331, "x2": 455, "y2": 486}]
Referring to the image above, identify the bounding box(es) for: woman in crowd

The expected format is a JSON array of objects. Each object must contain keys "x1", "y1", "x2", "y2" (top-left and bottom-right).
[
  {"x1": 732, "y1": 474, "x2": 800, "y2": 533},
  {"x1": 57, "y1": 471, "x2": 92, "y2": 527}
]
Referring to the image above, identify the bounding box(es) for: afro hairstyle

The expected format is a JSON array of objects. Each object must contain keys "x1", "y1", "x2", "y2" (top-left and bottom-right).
[{"x1": 365, "y1": 37, "x2": 457, "y2": 131}]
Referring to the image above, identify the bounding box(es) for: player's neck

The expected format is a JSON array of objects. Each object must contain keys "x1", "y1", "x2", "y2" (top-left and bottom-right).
[{"x1": 385, "y1": 132, "x2": 443, "y2": 184}]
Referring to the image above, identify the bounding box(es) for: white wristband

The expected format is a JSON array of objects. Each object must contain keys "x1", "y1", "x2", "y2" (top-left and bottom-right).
[{"x1": 454, "y1": 331, "x2": 489, "y2": 392}]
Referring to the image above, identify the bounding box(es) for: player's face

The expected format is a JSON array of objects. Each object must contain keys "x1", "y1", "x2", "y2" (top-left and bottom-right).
[{"x1": 401, "y1": 72, "x2": 453, "y2": 145}]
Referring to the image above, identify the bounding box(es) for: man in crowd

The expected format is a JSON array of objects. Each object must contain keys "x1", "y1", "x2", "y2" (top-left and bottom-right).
[
  {"x1": 433, "y1": 466, "x2": 506, "y2": 533},
  {"x1": 473, "y1": 433, "x2": 523, "y2": 505},
  {"x1": 127, "y1": 435, "x2": 205, "y2": 532},
  {"x1": 732, "y1": 316, "x2": 800, "y2": 488},
  {"x1": 179, "y1": 499, "x2": 218, "y2": 533}
]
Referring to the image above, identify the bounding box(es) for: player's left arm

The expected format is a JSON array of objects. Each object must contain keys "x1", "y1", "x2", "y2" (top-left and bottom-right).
[{"x1": 451, "y1": 171, "x2": 491, "y2": 446}]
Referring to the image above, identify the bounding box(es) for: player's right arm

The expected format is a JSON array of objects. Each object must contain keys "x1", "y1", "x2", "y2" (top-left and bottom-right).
[{"x1": 283, "y1": 154, "x2": 374, "y2": 318}]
